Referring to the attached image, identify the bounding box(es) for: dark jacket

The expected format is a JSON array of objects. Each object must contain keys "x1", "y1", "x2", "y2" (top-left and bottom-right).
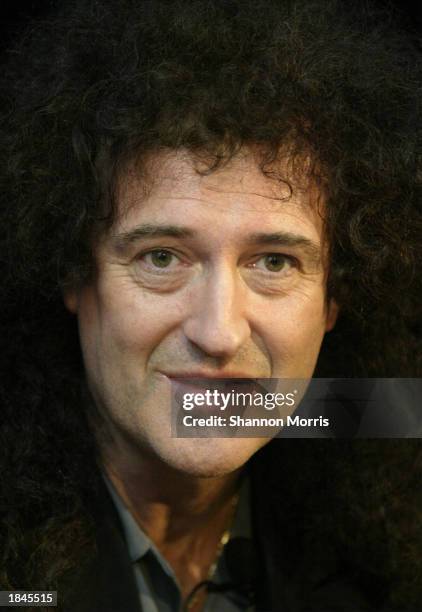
[{"x1": 65, "y1": 446, "x2": 380, "y2": 612}]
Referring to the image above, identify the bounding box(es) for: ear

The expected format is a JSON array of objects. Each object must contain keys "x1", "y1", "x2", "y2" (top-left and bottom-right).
[
  {"x1": 325, "y1": 298, "x2": 339, "y2": 332},
  {"x1": 63, "y1": 287, "x2": 79, "y2": 314}
]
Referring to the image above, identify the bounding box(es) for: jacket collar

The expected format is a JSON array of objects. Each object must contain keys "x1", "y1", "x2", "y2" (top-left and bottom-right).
[{"x1": 65, "y1": 480, "x2": 141, "y2": 612}]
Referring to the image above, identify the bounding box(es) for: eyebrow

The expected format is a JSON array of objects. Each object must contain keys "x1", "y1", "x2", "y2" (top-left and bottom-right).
[
  {"x1": 112, "y1": 224, "x2": 195, "y2": 251},
  {"x1": 248, "y1": 231, "x2": 322, "y2": 265},
  {"x1": 111, "y1": 224, "x2": 322, "y2": 264}
]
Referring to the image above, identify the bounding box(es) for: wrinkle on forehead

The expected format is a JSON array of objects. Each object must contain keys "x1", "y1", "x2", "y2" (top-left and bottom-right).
[{"x1": 116, "y1": 146, "x2": 326, "y2": 225}]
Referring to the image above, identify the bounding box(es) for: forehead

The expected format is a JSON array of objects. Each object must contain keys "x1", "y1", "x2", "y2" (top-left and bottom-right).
[{"x1": 112, "y1": 148, "x2": 326, "y2": 241}]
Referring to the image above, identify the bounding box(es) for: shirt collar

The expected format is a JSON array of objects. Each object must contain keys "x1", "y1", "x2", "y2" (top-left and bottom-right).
[
  {"x1": 102, "y1": 471, "x2": 252, "y2": 565},
  {"x1": 103, "y1": 473, "x2": 151, "y2": 562}
]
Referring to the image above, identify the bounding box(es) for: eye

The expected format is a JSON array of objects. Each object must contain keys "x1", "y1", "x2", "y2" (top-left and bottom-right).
[
  {"x1": 148, "y1": 249, "x2": 174, "y2": 268},
  {"x1": 132, "y1": 247, "x2": 192, "y2": 291},
  {"x1": 138, "y1": 249, "x2": 180, "y2": 270},
  {"x1": 252, "y1": 253, "x2": 296, "y2": 273}
]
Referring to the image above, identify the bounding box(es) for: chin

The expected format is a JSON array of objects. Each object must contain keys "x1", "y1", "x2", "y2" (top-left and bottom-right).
[{"x1": 156, "y1": 437, "x2": 268, "y2": 478}]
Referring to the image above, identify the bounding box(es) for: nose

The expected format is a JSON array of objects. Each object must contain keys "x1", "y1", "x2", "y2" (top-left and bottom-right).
[{"x1": 182, "y1": 263, "x2": 251, "y2": 359}]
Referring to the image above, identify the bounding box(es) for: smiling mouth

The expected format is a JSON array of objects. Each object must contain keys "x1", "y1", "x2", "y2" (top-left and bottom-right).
[
  {"x1": 158, "y1": 370, "x2": 275, "y2": 394},
  {"x1": 162, "y1": 374, "x2": 261, "y2": 393},
  {"x1": 165, "y1": 375, "x2": 268, "y2": 416}
]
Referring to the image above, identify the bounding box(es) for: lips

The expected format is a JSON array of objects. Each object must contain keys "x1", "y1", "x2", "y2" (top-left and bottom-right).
[{"x1": 165, "y1": 375, "x2": 264, "y2": 417}]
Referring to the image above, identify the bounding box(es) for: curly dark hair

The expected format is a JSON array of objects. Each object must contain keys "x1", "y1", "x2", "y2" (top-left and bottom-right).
[{"x1": 0, "y1": 0, "x2": 421, "y2": 609}]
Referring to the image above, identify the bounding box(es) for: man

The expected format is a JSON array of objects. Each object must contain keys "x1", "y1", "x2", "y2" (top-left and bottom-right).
[{"x1": 0, "y1": 1, "x2": 420, "y2": 611}]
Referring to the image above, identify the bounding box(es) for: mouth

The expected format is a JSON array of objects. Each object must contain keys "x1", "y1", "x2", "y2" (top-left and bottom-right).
[{"x1": 158, "y1": 372, "x2": 265, "y2": 415}]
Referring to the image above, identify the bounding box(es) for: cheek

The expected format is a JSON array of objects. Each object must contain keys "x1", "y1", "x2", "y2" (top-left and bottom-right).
[
  {"x1": 262, "y1": 290, "x2": 328, "y2": 372},
  {"x1": 83, "y1": 283, "x2": 185, "y2": 362}
]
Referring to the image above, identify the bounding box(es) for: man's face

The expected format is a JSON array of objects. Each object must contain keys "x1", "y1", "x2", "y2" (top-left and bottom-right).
[{"x1": 65, "y1": 148, "x2": 338, "y2": 477}]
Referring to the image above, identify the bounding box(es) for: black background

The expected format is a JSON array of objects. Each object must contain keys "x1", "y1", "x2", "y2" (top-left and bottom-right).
[{"x1": 0, "y1": 0, "x2": 421, "y2": 56}]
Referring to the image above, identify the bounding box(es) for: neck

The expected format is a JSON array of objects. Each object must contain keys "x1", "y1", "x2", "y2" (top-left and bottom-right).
[
  {"x1": 103, "y1": 451, "x2": 241, "y2": 545},
  {"x1": 101, "y1": 449, "x2": 242, "y2": 602}
]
